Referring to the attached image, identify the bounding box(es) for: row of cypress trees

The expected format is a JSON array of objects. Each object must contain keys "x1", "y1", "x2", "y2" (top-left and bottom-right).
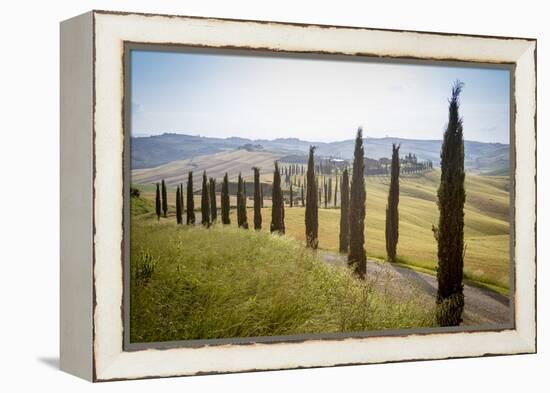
[
  {"x1": 303, "y1": 82, "x2": 466, "y2": 326},
  {"x1": 154, "y1": 164, "x2": 285, "y2": 233},
  {"x1": 150, "y1": 82, "x2": 465, "y2": 327},
  {"x1": 303, "y1": 129, "x2": 366, "y2": 279},
  {"x1": 154, "y1": 129, "x2": 369, "y2": 279}
]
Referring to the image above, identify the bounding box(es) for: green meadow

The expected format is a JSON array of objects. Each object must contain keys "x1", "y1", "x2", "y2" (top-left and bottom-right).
[
  {"x1": 130, "y1": 197, "x2": 435, "y2": 342},
  {"x1": 136, "y1": 170, "x2": 510, "y2": 292}
]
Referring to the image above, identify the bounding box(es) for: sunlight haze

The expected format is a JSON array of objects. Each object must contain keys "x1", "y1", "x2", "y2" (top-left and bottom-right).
[{"x1": 131, "y1": 49, "x2": 510, "y2": 144}]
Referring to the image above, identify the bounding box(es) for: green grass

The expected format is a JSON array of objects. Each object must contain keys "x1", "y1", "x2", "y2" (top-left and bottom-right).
[
  {"x1": 130, "y1": 199, "x2": 435, "y2": 342},
  {"x1": 263, "y1": 170, "x2": 510, "y2": 292},
  {"x1": 133, "y1": 170, "x2": 510, "y2": 293}
]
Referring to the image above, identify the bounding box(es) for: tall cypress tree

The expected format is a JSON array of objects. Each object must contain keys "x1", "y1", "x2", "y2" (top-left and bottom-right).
[
  {"x1": 305, "y1": 146, "x2": 318, "y2": 248},
  {"x1": 155, "y1": 182, "x2": 161, "y2": 220},
  {"x1": 186, "y1": 172, "x2": 195, "y2": 224},
  {"x1": 334, "y1": 178, "x2": 338, "y2": 207},
  {"x1": 241, "y1": 177, "x2": 249, "y2": 229},
  {"x1": 244, "y1": 180, "x2": 248, "y2": 226},
  {"x1": 348, "y1": 127, "x2": 366, "y2": 279},
  {"x1": 385, "y1": 143, "x2": 400, "y2": 262},
  {"x1": 237, "y1": 173, "x2": 249, "y2": 229},
  {"x1": 301, "y1": 184, "x2": 305, "y2": 207},
  {"x1": 161, "y1": 179, "x2": 168, "y2": 217},
  {"x1": 434, "y1": 81, "x2": 466, "y2": 326},
  {"x1": 324, "y1": 178, "x2": 328, "y2": 209},
  {"x1": 339, "y1": 168, "x2": 350, "y2": 253},
  {"x1": 290, "y1": 183, "x2": 293, "y2": 208},
  {"x1": 209, "y1": 178, "x2": 217, "y2": 222},
  {"x1": 328, "y1": 177, "x2": 332, "y2": 204},
  {"x1": 253, "y1": 167, "x2": 262, "y2": 230},
  {"x1": 180, "y1": 182, "x2": 184, "y2": 216},
  {"x1": 176, "y1": 186, "x2": 182, "y2": 224},
  {"x1": 201, "y1": 171, "x2": 211, "y2": 227},
  {"x1": 237, "y1": 173, "x2": 243, "y2": 227},
  {"x1": 270, "y1": 162, "x2": 285, "y2": 234},
  {"x1": 221, "y1": 173, "x2": 230, "y2": 225}
]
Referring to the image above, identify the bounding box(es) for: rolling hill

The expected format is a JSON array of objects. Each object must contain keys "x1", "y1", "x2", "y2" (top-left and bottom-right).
[
  {"x1": 134, "y1": 169, "x2": 510, "y2": 292},
  {"x1": 131, "y1": 133, "x2": 510, "y2": 174},
  {"x1": 132, "y1": 148, "x2": 287, "y2": 187}
]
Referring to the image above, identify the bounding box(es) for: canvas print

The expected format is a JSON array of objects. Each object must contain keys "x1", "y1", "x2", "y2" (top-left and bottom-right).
[{"x1": 127, "y1": 48, "x2": 511, "y2": 344}]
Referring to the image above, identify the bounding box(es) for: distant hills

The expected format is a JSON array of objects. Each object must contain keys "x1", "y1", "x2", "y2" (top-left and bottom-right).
[
  {"x1": 132, "y1": 149, "x2": 286, "y2": 187},
  {"x1": 131, "y1": 133, "x2": 510, "y2": 174}
]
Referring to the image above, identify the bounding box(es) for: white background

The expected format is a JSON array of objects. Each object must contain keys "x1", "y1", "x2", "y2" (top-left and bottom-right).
[{"x1": 0, "y1": 0, "x2": 546, "y2": 391}]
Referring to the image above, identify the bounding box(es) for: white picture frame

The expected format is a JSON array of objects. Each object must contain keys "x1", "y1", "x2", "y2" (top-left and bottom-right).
[{"x1": 60, "y1": 10, "x2": 536, "y2": 382}]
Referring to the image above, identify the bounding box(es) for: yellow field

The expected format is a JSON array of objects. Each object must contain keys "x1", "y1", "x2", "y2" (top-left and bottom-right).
[
  {"x1": 281, "y1": 171, "x2": 509, "y2": 289},
  {"x1": 135, "y1": 169, "x2": 510, "y2": 291}
]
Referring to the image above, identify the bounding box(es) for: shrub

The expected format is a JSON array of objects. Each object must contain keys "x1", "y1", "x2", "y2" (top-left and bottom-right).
[
  {"x1": 134, "y1": 249, "x2": 158, "y2": 282},
  {"x1": 130, "y1": 187, "x2": 141, "y2": 198}
]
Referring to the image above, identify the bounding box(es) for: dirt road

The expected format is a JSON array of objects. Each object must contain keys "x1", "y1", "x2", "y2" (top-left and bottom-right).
[{"x1": 320, "y1": 251, "x2": 511, "y2": 326}]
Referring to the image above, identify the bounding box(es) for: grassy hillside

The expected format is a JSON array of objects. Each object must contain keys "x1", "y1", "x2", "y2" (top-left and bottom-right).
[
  {"x1": 277, "y1": 171, "x2": 510, "y2": 291},
  {"x1": 133, "y1": 170, "x2": 510, "y2": 292},
  {"x1": 132, "y1": 149, "x2": 286, "y2": 187},
  {"x1": 130, "y1": 201, "x2": 435, "y2": 342}
]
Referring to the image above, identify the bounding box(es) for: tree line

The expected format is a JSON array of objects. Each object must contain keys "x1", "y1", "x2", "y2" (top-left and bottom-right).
[{"x1": 149, "y1": 81, "x2": 466, "y2": 327}]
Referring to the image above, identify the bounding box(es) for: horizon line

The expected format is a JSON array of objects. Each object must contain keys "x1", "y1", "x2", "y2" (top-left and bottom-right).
[{"x1": 131, "y1": 131, "x2": 510, "y2": 145}]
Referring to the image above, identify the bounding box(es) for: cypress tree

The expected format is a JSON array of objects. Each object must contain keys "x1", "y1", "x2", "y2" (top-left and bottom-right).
[
  {"x1": 176, "y1": 186, "x2": 182, "y2": 224},
  {"x1": 334, "y1": 178, "x2": 338, "y2": 207},
  {"x1": 237, "y1": 173, "x2": 243, "y2": 227},
  {"x1": 348, "y1": 127, "x2": 367, "y2": 279},
  {"x1": 209, "y1": 178, "x2": 217, "y2": 222},
  {"x1": 290, "y1": 183, "x2": 293, "y2": 208},
  {"x1": 301, "y1": 184, "x2": 305, "y2": 207},
  {"x1": 241, "y1": 177, "x2": 249, "y2": 229},
  {"x1": 237, "y1": 173, "x2": 249, "y2": 229},
  {"x1": 179, "y1": 182, "x2": 184, "y2": 216},
  {"x1": 328, "y1": 177, "x2": 332, "y2": 204},
  {"x1": 186, "y1": 171, "x2": 195, "y2": 224},
  {"x1": 201, "y1": 171, "x2": 211, "y2": 227},
  {"x1": 324, "y1": 178, "x2": 328, "y2": 209},
  {"x1": 270, "y1": 162, "x2": 285, "y2": 234},
  {"x1": 434, "y1": 81, "x2": 466, "y2": 326},
  {"x1": 155, "y1": 182, "x2": 161, "y2": 220},
  {"x1": 385, "y1": 143, "x2": 400, "y2": 262},
  {"x1": 161, "y1": 179, "x2": 168, "y2": 217},
  {"x1": 305, "y1": 146, "x2": 318, "y2": 248},
  {"x1": 221, "y1": 173, "x2": 230, "y2": 225},
  {"x1": 339, "y1": 168, "x2": 350, "y2": 253},
  {"x1": 244, "y1": 180, "x2": 248, "y2": 221},
  {"x1": 253, "y1": 167, "x2": 262, "y2": 230}
]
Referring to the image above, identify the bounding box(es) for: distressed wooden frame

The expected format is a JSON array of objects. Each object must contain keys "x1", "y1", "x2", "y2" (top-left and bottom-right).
[{"x1": 60, "y1": 10, "x2": 537, "y2": 382}]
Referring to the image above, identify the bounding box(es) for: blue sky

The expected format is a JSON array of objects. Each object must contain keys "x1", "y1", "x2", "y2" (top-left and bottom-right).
[{"x1": 131, "y1": 49, "x2": 510, "y2": 144}]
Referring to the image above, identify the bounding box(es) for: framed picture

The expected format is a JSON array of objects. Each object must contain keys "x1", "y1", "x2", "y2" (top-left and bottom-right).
[{"x1": 60, "y1": 10, "x2": 537, "y2": 382}]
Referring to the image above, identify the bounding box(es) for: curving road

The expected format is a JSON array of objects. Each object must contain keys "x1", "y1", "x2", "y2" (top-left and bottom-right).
[{"x1": 320, "y1": 251, "x2": 511, "y2": 326}]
